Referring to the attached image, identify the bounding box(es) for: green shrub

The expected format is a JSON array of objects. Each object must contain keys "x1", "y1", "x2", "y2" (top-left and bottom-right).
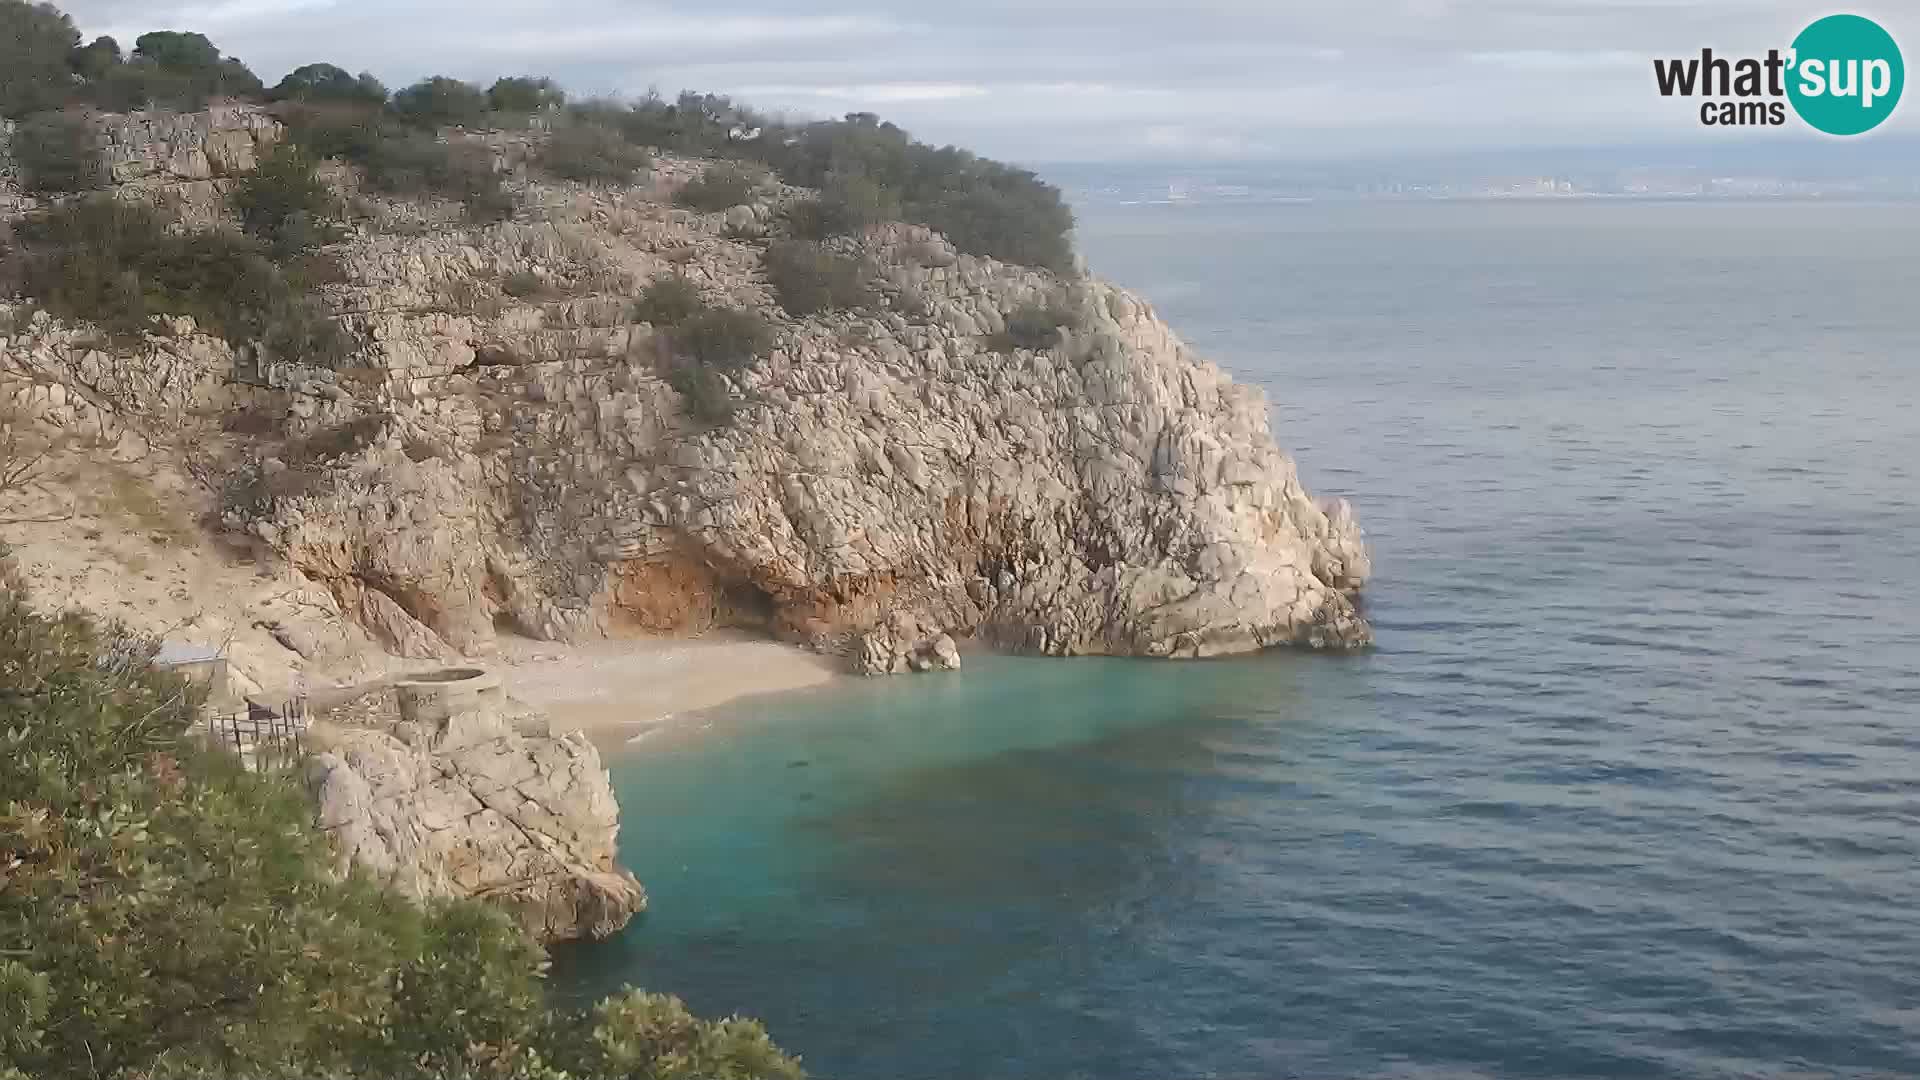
[
  {"x1": 277, "y1": 105, "x2": 510, "y2": 221},
  {"x1": 0, "y1": 1, "x2": 79, "y2": 119},
  {"x1": 63, "y1": 42, "x2": 270, "y2": 126},
  {"x1": 633, "y1": 274, "x2": 704, "y2": 326},
  {"x1": 674, "y1": 306, "x2": 773, "y2": 371},
  {"x1": 68, "y1": 34, "x2": 121, "y2": 82},
  {"x1": 540, "y1": 123, "x2": 649, "y2": 183},
  {"x1": 12, "y1": 111, "x2": 100, "y2": 194},
  {"x1": 232, "y1": 144, "x2": 343, "y2": 256},
  {"x1": 563, "y1": 990, "x2": 806, "y2": 1080},
  {"x1": 258, "y1": 290, "x2": 357, "y2": 368},
  {"x1": 600, "y1": 90, "x2": 770, "y2": 157},
  {"x1": 130, "y1": 29, "x2": 217, "y2": 71},
  {"x1": 274, "y1": 100, "x2": 388, "y2": 161},
  {"x1": 0, "y1": 584, "x2": 808, "y2": 1080},
  {"x1": 664, "y1": 359, "x2": 736, "y2": 427},
  {"x1": 118, "y1": 30, "x2": 264, "y2": 109},
  {"x1": 763, "y1": 239, "x2": 876, "y2": 316},
  {"x1": 988, "y1": 298, "x2": 1077, "y2": 353},
  {"x1": 392, "y1": 75, "x2": 487, "y2": 129},
  {"x1": 785, "y1": 173, "x2": 900, "y2": 239},
  {"x1": 10, "y1": 197, "x2": 355, "y2": 366},
  {"x1": 916, "y1": 184, "x2": 1076, "y2": 275},
  {"x1": 0, "y1": 588, "x2": 807, "y2": 1080},
  {"x1": 675, "y1": 161, "x2": 765, "y2": 213},
  {"x1": 487, "y1": 75, "x2": 564, "y2": 115},
  {"x1": 629, "y1": 278, "x2": 762, "y2": 424},
  {"x1": 269, "y1": 62, "x2": 386, "y2": 105},
  {"x1": 761, "y1": 114, "x2": 1075, "y2": 272},
  {"x1": 501, "y1": 269, "x2": 542, "y2": 298},
  {"x1": 360, "y1": 134, "x2": 510, "y2": 222}
]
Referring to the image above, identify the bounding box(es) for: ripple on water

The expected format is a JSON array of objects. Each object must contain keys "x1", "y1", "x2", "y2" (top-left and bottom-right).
[{"x1": 557, "y1": 201, "x2": 1920, "y2": 1080}]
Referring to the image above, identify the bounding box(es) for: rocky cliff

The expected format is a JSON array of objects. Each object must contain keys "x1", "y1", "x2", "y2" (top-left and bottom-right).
[
  {"x1": 1, "y1": 105, "x2": 1370, "y2": 686},
  {"x1": 305, "y1": 669, "x2": 645, "y2": 943}
]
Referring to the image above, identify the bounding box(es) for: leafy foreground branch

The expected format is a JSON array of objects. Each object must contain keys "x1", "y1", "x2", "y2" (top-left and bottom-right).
[{"x1": 0, "y1": 574, "x2": 804, "y2": 1080}]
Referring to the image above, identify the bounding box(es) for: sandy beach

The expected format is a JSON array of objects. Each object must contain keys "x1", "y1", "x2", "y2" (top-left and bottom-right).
[{"x1": 491, "y1": 631, "x2": 842, "y2": 749}]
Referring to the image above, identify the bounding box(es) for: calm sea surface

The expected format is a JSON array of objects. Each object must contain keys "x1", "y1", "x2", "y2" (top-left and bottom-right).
[{"x1": 557, "y1": 200, "x2": 1920, "y2": 1079}]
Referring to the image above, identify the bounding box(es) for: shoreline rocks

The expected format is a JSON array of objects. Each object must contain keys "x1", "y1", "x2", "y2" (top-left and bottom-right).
[{"x1": 304, "y1": 669, "x2": 645, "y2": 943}]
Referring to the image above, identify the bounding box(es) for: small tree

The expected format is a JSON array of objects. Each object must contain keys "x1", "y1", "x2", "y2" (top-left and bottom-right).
[
  {"x1": 0, "y1": 0, "x2": 79, "y2": 118},
  {"x1": 270, "y1": 62, "x2": 386, "y2": 106},
  {"x1": 67, "y1": 34, "x2": 120, "y2": 82},
  {"x1": 487, "y1": 75, "x2": 565, "y2": 115},
  {"x1": 392, "y1": 76, "x2": 488, "y2": 129},
  {"x1": 129, "y1": 29, "x2": 263, "y2": 104},
  {"x1": 13, "y1": 111, "x2": 100, "y2": 194},
  {"x1": 232, "y1": 144, "x2": 343, "y2": 256},
  {"x1": 130, "y1": 29, "x2": 219, "y2": 71}
]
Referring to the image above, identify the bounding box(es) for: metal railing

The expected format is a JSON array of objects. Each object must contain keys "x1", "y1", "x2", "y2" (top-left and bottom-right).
[{"x1": 204, "y1": 696, "x2": 310, "y2": 772}]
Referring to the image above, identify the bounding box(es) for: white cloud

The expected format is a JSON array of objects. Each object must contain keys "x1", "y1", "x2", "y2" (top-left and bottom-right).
[
  {"x1": 451, "y1": 13, "x2": 910, "y2": 58},
  {"x1": 47, "y1": 0, "x2": 1920, "y2": 161},
  {"x1": 735, "y1": 83, "x2": 991, "y2": 104},
  {"x1": 1140, "y1": 125, "x2": 1265, "y2": 157},
  {"x1": 1467, "y1": 49, "x2": 1646, "y2": 72}
]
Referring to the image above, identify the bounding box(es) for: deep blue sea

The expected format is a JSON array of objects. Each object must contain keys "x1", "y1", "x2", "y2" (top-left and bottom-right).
[{"x1": 557, "y1": 199, "x2": 1920, "y2": 1079}]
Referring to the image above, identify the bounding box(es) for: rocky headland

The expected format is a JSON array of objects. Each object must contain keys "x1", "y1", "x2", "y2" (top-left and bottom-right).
[{"x1": 0, "y1": 104, "x2": 1370, "y2": 937}]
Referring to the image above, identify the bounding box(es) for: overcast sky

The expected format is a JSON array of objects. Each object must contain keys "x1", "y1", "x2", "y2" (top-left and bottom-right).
[{"x1": 49, "y1": 1, "x2": 1920, "y2": 162}]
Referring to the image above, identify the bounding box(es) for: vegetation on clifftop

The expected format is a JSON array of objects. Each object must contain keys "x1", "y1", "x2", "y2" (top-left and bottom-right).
[
  {"x1": 0, "y1": 567, "x2": 805, "y2": 1080},
  {"x1": 1, "y1": 0, "x2": 1076, "y2": 272}
]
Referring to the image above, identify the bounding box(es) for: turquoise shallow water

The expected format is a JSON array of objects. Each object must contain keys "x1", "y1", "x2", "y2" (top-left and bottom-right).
[{"x1": 557, "y1": 200, "x2": 1920, "y2": 1079}]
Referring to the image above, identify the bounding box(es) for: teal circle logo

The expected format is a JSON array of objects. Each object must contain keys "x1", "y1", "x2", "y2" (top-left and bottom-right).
[{"x1": 1788, "y1": 14, "x2": 1904, "y2": 135}]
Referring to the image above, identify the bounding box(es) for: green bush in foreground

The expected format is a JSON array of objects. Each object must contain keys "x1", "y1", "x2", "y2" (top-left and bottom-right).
[{"x1": 0, "y1": 581, "x2": 806, "y2": 1080}]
